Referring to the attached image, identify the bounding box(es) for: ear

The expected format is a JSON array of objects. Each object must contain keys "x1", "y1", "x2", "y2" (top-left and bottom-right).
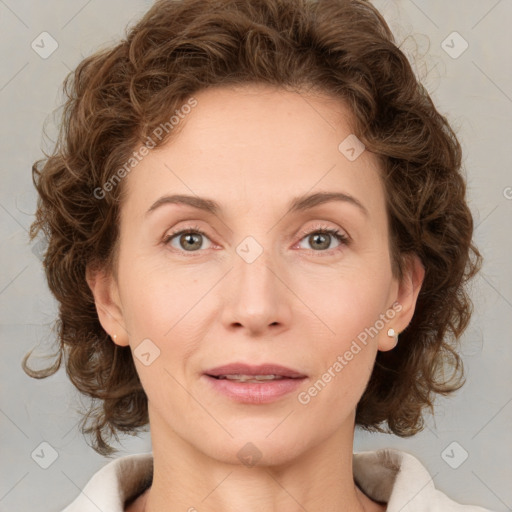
[
  {"x1": 85, "y1": 264, "x2": 129, "y2": 347},
  {"x1": 378, "y1": 253, "x2": 425, "y2": 352}
]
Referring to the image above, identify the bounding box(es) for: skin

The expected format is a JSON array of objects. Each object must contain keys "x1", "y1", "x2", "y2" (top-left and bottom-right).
[{"x1": 87, "y1": 84, "x2": 425, "y2": 512}]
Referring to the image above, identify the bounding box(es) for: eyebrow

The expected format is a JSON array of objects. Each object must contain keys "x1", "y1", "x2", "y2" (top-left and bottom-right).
[{"x1": 145, "y1": 191, "x2": 369, "y2": 218}]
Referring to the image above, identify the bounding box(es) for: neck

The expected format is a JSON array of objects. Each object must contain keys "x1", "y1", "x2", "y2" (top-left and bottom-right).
[{"x1": 138, "y1": 408, "x2": 374, "y2": 512}]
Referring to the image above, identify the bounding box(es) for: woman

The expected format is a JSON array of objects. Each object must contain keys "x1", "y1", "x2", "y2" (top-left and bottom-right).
[{"x1": 24, "y1": 0, "x2": 492, "y2": 510}]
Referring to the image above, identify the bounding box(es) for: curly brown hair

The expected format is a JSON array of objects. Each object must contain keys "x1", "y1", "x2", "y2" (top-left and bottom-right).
[{"x1": 24, "y1": 0, "x2": 482, "y2": 456}]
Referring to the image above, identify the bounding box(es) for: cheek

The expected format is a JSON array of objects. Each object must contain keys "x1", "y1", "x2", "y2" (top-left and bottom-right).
[
  {"x1": 117, "y1": 266, "x2": 202, "y2": 384},
  {"x1": 297, "y1": 268, "x2": 390, "y2": 395},
  {"x1": 118, "y1": 258, "x2": 192, "y2": 337},
  {"x1": 301, "y1": 268, "x2": 391, "y2": 340}
]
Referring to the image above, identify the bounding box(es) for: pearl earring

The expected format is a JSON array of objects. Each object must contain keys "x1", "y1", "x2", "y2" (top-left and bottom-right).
[
  {"x1": 113, "y1": 334, "x2": 117, "y2": 342},
  {"x1": 387, "y1": 328, "x2": 396, "y2": 337}
]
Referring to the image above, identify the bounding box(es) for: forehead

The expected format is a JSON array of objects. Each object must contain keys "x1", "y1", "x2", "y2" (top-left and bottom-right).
[{"x1": 122, "y1": 84, "x2": 385, "y2": 221}]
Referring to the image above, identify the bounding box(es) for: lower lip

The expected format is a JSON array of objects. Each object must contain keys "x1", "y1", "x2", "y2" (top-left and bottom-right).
[{"x1": 203, "y1": 375, "x2": 307, "y2": 404}]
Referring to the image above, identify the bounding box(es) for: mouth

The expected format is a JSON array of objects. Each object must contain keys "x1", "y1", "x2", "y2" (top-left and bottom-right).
[
  {"x1": 204, "y1": 362, "x2": 307, "y2": 380},
  {"x1": 208, "y1": 374, "x2": 302, "y2": 383},
  {"x1": 202, "y1": 362, "x2": 307, "y2": 404}
]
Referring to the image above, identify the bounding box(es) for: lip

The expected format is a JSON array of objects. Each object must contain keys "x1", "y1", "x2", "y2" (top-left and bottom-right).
[
  {"x1": 204, "y1": 362, "x2": 307, "y2": 379},
  {"x1": 202, "y1": 362, "x2": 308, "y2": 404},
  {"x1": 202, "y1": 374, "x2": 307, "y2": 404}
]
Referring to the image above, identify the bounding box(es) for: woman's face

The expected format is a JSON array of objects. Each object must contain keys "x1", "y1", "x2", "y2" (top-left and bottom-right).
[{"x1": 90, "y1": 84, "x2": 422, "y2": 465}]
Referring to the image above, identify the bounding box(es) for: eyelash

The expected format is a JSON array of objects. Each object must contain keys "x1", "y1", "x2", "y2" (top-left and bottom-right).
[{"x1": 163, "y1": 223, "x2": 350, "y2": 256}]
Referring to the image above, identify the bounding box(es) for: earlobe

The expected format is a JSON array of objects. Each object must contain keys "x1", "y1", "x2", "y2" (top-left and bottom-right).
[
  {"x1": 85, "y1": 265, "x2": 129, "y2": 347},
  {"x1": 378, "y1": 253, "x2": 425, "y2": 352}
]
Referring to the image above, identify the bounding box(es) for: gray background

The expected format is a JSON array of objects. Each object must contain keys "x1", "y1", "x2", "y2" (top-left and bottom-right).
[{"x1": 1, "y1": 0, "x2": 511, "y2": 510}]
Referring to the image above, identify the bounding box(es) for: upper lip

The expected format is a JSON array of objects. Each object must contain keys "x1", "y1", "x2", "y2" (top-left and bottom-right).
[{"x1": 205, "y1": 363, "x2": 307, "y2": 378}]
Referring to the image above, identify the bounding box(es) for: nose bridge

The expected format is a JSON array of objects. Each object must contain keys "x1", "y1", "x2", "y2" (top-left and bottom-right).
[
  {"x1": 234, "y1": 233, "x2": 278, "y2": 301},
  {"x1": 223, "y1": 231, "x2": 288, "y2": 332}
]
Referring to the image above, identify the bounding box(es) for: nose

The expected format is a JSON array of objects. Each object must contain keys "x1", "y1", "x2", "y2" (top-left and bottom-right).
[{"x1": 220, "y1": 242, "x2": 292, "y2": 336}]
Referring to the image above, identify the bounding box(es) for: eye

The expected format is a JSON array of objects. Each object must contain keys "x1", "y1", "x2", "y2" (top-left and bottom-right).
[
  {"x1": 296, "y1": 225, "x2": 349, "y2": 253},
  {"x1": 163, "y1": 223, "x2": 350, "y2": 255},
  {"x1": 163, "y1": 224, "x2": 212, "y2": 253}
]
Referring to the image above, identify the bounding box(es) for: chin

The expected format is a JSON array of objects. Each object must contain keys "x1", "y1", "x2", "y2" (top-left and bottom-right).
[{"x1": 198, "y1": 429, "x2": 312, "y2": 468}]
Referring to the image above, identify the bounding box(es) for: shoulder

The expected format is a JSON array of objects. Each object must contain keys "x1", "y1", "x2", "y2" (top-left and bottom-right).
[
  {"x1": 353, "y1": 448, "x2": 496, "y2": 512},
  {"x1": 61, "y1": 452, "x2": 153, "y2": 512}
]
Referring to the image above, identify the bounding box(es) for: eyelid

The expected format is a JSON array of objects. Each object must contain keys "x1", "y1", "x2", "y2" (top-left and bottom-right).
[
  {"x1": 163, "y1": 224, "x2": 213, "y2": 249},
  {"x1": 295, "y1": 222, "x2": 350, "y2": 243}
]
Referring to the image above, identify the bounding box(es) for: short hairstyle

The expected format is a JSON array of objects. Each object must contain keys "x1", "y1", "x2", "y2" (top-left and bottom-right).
[{"x1": 25, "y1": 0, "x2": 482, "y2": 456}]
